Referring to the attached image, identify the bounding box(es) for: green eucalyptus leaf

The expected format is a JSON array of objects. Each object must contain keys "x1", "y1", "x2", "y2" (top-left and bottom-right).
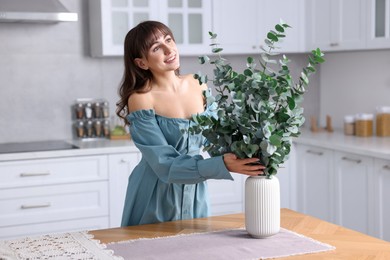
[{"x1": 267, "y1": 32, "x2": 278, "y2": 42}]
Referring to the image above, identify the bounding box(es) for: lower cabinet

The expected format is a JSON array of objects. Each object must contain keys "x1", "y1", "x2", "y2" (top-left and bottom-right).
[
  {"x1": 296, "y1": 144, "x2": 333, "y2": 222},
  {"x1": 0, "y1": 155, "x2": 110, "y2": 239},
  {"x1": 108, "y1": 152, "x2": 142, "y2": 227},
  {"x1": 373, "y1": 158, "x2": 390, "y2": 241},
  {"x1": 207, "y1": 174, "x2": 244, "y2": 216},
  {"x1": 295, "y1": 142, "x2": 390, "y2": 241},
  {"x1": 333, "y1": 151, "x2": 374, "y2": 235}
]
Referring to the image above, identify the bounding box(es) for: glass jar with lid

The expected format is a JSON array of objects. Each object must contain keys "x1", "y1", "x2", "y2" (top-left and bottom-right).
[
  {"x1": 344, "y1": 115, "x2": 355, "y2": 136},
  {"x1": 355, "y1": 113, "x2": 374, "y2": 137},
  {"x1": 376, "y1": 106, "x2": 390, "y2": 137}
]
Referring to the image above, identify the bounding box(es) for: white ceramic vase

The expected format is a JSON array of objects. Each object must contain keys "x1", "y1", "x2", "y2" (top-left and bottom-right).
[{"x1": 245, "y1": 175, "x2": 280, "y2": 238}]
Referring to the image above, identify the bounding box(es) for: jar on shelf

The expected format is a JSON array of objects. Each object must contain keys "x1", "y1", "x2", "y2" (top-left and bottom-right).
[
  {"x1": 94, "y1": 120, "x2": 102, "y2": 137},
  {"x1": 103, "y1": 120, "x2": 110, "y2": 137},
  {"x1": 86, "y1": 120, "x2": 94, "y2": 137},
  {"x1": 85, "y1": 102, "x2": 93, "y2": 119},
  {"x1": 102, "y1": 101, "x2": 109, "y2": 118},
  {"x1": 376, "y1": 106, "x2": 390, "y2": 137},
  {"x1": 75, "y1": 103, "x2": 84, "y2": 119},
  {"x1": 344, "y1": 115, "x2": 355, "y2": 136},
  {"x1": 75, "y1": 121, "x2": 85, "y2": 138},
  {"x1": 355, "y1": 113, "x2": 374, "y2": 137},
  {"x1": 94, "y1": 102, "x2": 102, "y2": 118}
]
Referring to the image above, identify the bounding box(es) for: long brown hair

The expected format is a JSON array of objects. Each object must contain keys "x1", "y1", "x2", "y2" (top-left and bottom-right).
[{"x1": 116, "y1": 20, "x2": 178, "y2": 124}]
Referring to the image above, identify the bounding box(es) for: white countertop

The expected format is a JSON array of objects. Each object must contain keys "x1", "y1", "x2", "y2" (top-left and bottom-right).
[
  {"x1": 294, "y1": 128, "x2": 390, "y2": 160},
  {"x1": 1, "y1": 129, "x2": 389, "y2": 162},
  {"x1": 0, "y1": 139, "x2": 139, "y2": 162}
]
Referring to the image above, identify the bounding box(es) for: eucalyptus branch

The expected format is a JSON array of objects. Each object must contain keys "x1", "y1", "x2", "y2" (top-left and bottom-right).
[{"x1": 191, "y1": 21, "x2": 325, "y2": 177}]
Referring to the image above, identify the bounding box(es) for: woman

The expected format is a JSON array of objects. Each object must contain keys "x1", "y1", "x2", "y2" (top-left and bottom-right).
[{"x1": 116, "y1": 21, "x2": 264, "y2": 226}]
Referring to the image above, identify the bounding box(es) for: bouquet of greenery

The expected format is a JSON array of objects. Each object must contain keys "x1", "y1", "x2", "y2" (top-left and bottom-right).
[{"x1": 189, "y1": 21, "x2": 325, "y2": 177}]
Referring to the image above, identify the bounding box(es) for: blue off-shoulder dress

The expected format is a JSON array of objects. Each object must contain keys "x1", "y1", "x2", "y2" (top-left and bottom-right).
[{"x1": 121, "y1": 107, "x2": 233, "y2": 226}]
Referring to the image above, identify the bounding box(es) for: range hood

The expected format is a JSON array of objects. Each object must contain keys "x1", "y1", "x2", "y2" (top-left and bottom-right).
[{"x1": 0, "y1": 0, "x2": 78, "y2": 23}]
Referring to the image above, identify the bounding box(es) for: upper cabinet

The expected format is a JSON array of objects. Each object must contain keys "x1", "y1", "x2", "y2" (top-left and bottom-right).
[
  {"x1": 162, "y1": 0, "x2": 212, "y2": 54},
  {"x1": 306, "y1": 0, "x2": 390, "y2": 52},
  {"x1": 89, "y1": 0, "x2": 212, "y2": 57},
  {"x1": 90, "y1": 0, "x2": 390, "y2": 57},
  {"x1": 212, "y1": 0, "x2": 305, "y2": 55},
  {"x1": 367, "y1": 0, "x2": 390, "y2": 48},
  {"x1": 306, "y1": 0, "x2": 367, "y2": 52}
]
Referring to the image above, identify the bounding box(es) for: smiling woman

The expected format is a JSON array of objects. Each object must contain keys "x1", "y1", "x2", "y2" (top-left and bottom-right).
[{"x1": 115, "y1": 20, "x2": 266, "y2": 227}]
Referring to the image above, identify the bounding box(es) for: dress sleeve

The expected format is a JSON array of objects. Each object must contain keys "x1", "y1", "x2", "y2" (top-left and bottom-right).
[{"x1": 127, "y1": 109, "x2": 233, "y2": 184}]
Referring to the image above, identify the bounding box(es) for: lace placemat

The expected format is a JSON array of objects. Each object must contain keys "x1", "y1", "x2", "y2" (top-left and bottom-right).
[
  {"x1": 0, "y1": 231, "x2": 123, "y2": 260},
  {"x1": 106, "y1": 228, "x2": 335, "y2": 260}
]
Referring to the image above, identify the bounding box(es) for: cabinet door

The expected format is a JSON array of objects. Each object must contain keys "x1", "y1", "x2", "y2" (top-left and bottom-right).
[
  {"x1": 367, "y1": 0, "x2": 390, "y2": 48},
  {"x1": 306, "y1": 0, "x2": 366, "y2": 51},
  {"x1": 373, "y1": 158, "x2": 390, "y2": 241},
  {"x1": 296, "y1": 144, "x2": 333, "y2": 222},
  {"x1": 213, "y1": 0, "x2": 304, "y2": 54},
  {"x1": 159, "y1": 0, "x2": 212, "y2": 55},
  {"x1": 263, "y1": 0, "x2": 305, "y2": 53},
  {"x1": 333, "y1": 151, "x2": 374, "y2": 235},
  {"x1": 212, "y1": 0, "x2": 259, "y2": 54},
  {"x1": 89, "y1": 0, "x2": 157, "y2": 57},
  {"x1": 108, "y1": 152, "x2": 142, "y2": 227},
  {"x1": 207, "y1": 174, "x2": 244, "y2": 216}
]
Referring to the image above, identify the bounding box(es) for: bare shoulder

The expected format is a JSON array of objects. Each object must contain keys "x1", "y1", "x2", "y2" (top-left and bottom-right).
[
  {"x1": 127, "y1": 91, "x2": 154, "y2": 113},
  {"x1": 182, "y1": 74, "x2": 208, "y2": 91}
]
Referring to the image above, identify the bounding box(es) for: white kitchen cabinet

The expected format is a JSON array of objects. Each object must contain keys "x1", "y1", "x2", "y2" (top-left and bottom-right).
[
  {"x1": 333, "y1": 151, "x2": 375, "y2": 235},
  {"x1": 0, "y1": 155, "x2": 110, "y2": 239},
  {"x1": 212, "y1": 0, "x2": 304, "y2": 54},
  {"x1": 295, "y1": 144, "x2": 333, "y2": 222},
  {"x1": 89, "y1": 0, "x2": 212, "y2": 57},
  {"x1": 367, "y1": 0, "x2": 390, "y2": 48},
  {"x1": 373, "y1": 158, "x2": 390, "y2": 241},
  {"x1": 161, "y1": 0, "x2": 212, "y2": 55},
  {"x1": 262, "y1": 0, "x2": 305, "y2": 53},
  {"x1": 207, "y1": 174, "x2": 244, "y2": 216},
  {"x1": 108, "y1": 152, "x2": 142, "y2": 227},
  {"x1": 278, "y1": 146, "x2": 297, "y2": 210},
  {"x1": 306, "y1": 0, "x2": 367, "y2": 51}
]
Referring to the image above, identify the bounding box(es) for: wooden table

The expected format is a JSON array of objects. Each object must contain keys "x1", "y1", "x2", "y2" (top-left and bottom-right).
[{"x1": 90, "y1": 208, "x2": 390, "y2": 259}]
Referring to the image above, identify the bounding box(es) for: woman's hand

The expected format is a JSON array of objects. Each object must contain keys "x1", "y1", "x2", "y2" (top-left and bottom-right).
[{"x1": 223, "y1": 153, "x2": 265, "y2": 176}]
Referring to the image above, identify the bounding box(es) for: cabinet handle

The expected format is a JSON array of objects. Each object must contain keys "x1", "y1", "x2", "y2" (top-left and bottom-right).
[
  {"x1": 306, "y1": 150, "x2": 323, "y2": 156},
  {"x1": 342, "y1": 157, "x2": 361, "y2": 164},
  {"x1": 120, "y1": 159, "x2": 131, "y2": 163},
  {"x1": 252, "y1": 45, "x2": 257, "y2": 49},
  {"x1": 383, "y1": 165, "x2": 390, "y2": 171},
  {"x1": 20, "y1": 172, "x2": 50, "y2": 177},
  {"x1": 21, "y1": 203, "x2": 51, "y2": 209},
  {"x1": 330, "y1": 42, "x2": 339, "y2": 47}
]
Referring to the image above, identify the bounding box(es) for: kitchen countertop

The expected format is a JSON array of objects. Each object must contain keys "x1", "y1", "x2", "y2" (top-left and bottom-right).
[
  {"x1": 1, "y1": 128, "x2": 389, "y2": 162},
  {"x1": 90, "y1": 208, "x2": 390, "y2": 259},
  {"x1": 0, "y1": 138, "x2": 138, "y2": 162},
  {"x1": 294, "y1": 128, "x2": 390, "y2": 160}
]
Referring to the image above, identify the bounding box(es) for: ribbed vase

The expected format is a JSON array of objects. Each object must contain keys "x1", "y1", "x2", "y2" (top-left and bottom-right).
[{"x1": 245, "y1": 175, "x2": 280, "y2": 238}]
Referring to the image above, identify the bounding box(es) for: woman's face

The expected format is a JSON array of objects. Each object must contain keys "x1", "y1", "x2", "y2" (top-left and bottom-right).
[{"x1": 136, "y1": 33, "x2": 180, "y2": 74}]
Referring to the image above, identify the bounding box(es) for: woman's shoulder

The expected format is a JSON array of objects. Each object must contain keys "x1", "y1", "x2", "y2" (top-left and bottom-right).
[{"x1": 128, "y1": 91, "x2": 154, "y2": 113}]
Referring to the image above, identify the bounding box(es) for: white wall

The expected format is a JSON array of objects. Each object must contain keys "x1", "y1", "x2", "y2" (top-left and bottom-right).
[
  {"x1": 320, "y1": 50, "x2": 390, "y2": 130},
  {"x1": 0, "y1": 0, "x2": 319, "y2": 143}
]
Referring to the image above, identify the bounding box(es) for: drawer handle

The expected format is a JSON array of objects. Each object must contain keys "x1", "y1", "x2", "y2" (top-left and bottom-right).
[
  {"x1": 383, "y1": 165, "x2": 390, "y2": 171},
  {"x1": 20, "y1": 172, "x2": 50, "y2": 177},
  {"x1": 306, "y1": 150, "x2": 323, "y2": 156},
  {"x1": 330, "y1": 42, "x2": 339, "y2": 47},
  {"x1": 120, "y1": 159, "x2": 130, "y2": 163},
  {"x1": 342, "y1": 157, "x2": 361, "y2": 164},
  {"x1": 21, "y1": 203, "x2": 51, "y2": 209}
]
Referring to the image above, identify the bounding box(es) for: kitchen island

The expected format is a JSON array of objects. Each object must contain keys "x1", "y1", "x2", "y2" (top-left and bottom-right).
[{"x1": 90, "y1": 208, "x2": 390, "y2": 259}]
